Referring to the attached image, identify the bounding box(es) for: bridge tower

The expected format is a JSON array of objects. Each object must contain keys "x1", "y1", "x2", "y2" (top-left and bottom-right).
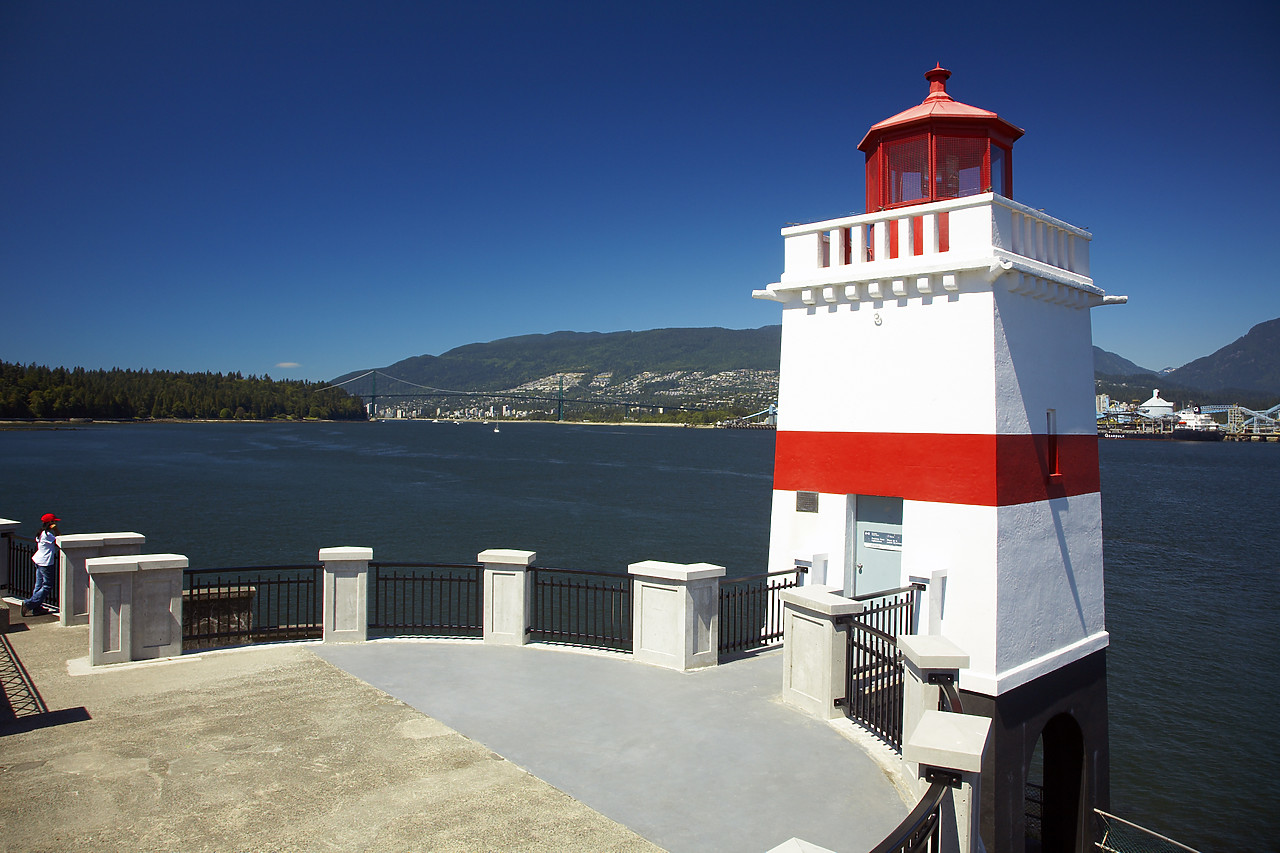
[{"x1": 754, "y1": 67, "x2": 1113, "y2": 852}]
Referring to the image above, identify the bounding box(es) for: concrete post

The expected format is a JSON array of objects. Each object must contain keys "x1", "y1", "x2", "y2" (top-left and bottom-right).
[
  {"x1": 779, "y1": 585, "x2": 863, "y2": 720},
  {"x1": 899, "y1": 634, "x2": 970, "y2": 795},
  {"x1": 319, "y1": 547, "x2": 372, "y2": 643},
  {"x1": 86, "y1": 553, "x2": 187, "y2": 666},
  {"x1": 57, "y1": 533, "x2": 146, "y2": 627},
  {"x1": 0, "y1": 519, "x2": 19, "y2": 592},
  {"x1": 903, "y1": 710, "x2": 991, "y2": 853},
  {"x1": 0, "y1": 519, "x2": 15, "y2": 632},
  {"x1": 628, "y1": 560, "x2": 725, "y2": 671},
  {"x1": 479, "y1": 549, "x2": 535, "y2": 645},
  {"x1": 797, "y1": 553, "x2": 829, "y2": 587}
]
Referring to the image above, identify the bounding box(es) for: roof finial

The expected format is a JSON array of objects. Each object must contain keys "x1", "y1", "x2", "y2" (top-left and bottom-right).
[{"x1": 924, "y1": 64, "x2": 952, "y2": 102}]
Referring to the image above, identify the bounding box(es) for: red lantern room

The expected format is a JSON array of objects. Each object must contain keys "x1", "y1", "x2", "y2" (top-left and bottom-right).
[{"x1": 859, "y1": 65, "x2": 1024, "y2": 213}]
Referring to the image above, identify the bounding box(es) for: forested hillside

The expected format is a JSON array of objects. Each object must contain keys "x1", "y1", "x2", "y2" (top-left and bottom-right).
[
  {"x1": 1093, "y1": 346, "x2": 1154, "y2": 377},
  {"x1": 0, "y1": 363, "x2": 366, "y2": 421},
  {"x1": 1163, "y1": 318, "x2": 1280, "y2": 394}
]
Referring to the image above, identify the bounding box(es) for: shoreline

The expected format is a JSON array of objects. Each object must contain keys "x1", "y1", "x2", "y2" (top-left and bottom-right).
[{"x1": 0, "y1": 417, "x2": 716, "y2": 429}]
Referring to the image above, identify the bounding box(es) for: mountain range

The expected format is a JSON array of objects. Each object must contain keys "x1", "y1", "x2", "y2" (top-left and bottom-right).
[
  {"x1": 1092, "y1": 318, "x2": 1280, "y2": 407},
  {"x1": 334, "y1": 318, "x2": 1280, "y2": 409}
]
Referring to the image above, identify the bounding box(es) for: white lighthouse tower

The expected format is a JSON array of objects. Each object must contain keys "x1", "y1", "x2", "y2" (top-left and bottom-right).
[{"x1": 755, "y1": 67, "x2": 1112, "y2": 852}]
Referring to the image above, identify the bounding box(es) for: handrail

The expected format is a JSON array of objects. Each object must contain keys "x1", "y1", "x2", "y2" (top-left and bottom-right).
[
  {"x1": 529, "y1": 565, "x2": 629, "y2": 580},
  {"x1": 373, "y1": 560, "x2": 488, "y2": 568},
  {"x1": 867, "y1": 779, "x2": 950, "y2": 853},
  {"x1": 931, "y1": 673, "x2": 964, "y2": 714},
  {"x1": 721, "y1": 567, "x2": 807, "y2": 585},
  {"x1": 852, "y1": 582, "x2": 926, "y2": 601},
  {"x1": 841, "y1": 616, "x2": 896, "y2": 646},
  {"x1": 185, "y1": 563, "x2": 322, "y2": 576}
]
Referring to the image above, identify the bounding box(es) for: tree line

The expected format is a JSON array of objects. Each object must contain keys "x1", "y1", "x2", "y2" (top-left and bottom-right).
[{"x1": 0, "y1": 362, "x2": 368, "y2": 421}]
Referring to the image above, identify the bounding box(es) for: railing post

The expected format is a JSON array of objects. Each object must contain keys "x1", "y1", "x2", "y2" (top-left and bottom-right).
[
  {"x1": 479, "y1": 549, "x2": 535, "y2": 645},
  {"x1": 0, "y1": 519, "x2": 19, "y2": 592},
  {"x1": 319, "y1": 547, "x2": 372, "y2": 643},
  {"x1": 86, "y1": 553, "x2": 187, "y2": 666},
  {"x1": 0, "y1": 519, "x2": 17, "y2": 632},
  {"x1": 903, "y1": 710, "x2": 991, "y2": 853},
  {"x1": 778, "y1": 585, "x2": 863, "y2": 720},
  {"x1": 57, "y1": 533, "x2": 146, "y2": 627},
  {"x1": 899, "y1": 634, "x2": 970, "y2": 794},
  {"x1": 797, "y1": 553, "x2": 829, "y2": 587},
  {"x1": 628, "y1": 560, "x2": 724, "y2": 671}
]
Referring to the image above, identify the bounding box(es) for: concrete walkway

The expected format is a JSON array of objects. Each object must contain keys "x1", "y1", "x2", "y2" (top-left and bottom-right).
[
  {"x1": 314, "y1": 641, "x2": 910, "y2": 853},
  {"x1": 2, "y1": 618, "x2": 910, "y2": 853},
  {"x1": 0, "y1": 620, "x2": 657, "y2": 853}
]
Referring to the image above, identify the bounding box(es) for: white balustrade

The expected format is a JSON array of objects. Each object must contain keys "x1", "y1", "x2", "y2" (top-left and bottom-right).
[{"x1": 775, "y1": 194, "x2": 1091, "y2": 289}]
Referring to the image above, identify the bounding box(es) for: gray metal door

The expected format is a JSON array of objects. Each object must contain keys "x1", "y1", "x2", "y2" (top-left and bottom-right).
[{"x1": 852, "y1": 495, "x2": 903, "y2": 596}]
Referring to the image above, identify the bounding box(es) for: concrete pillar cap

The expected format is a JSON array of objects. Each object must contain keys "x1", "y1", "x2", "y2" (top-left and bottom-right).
[
  {"x1": 628, "y1": 560, "x2": 726, "y2": 581},
  {"x1": 477, "y1": 549, "x2": 536, "y2": 566},
  {"x1": 903, "y1": 710, "x2": 991, "y2": 773},
  {"x1": 85, "y1": 554, "x2": 188, "y2": 574},
  {"x1": 780, "y1": 586, "x2": 863, "y2": 617},
  {"x1": 59, "y1": 532, "x2": 146, "y2": 549},
  {"x1": 319, "y1": 547, "x2": 373, "y2": 561},
  {"x1": 900, "y1": 634, "x2": 970, "y2": 670}
]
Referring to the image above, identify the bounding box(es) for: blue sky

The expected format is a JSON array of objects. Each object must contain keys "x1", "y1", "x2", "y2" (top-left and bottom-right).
[{"x1": 3, "y1": 0, "x2": 1277, "y2": 381}]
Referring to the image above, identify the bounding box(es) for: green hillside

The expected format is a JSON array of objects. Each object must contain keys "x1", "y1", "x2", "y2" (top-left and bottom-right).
[
  {"x1": 1092, "y1": 347, "x2": 1154, "y2": 377},
  {"x1": 1162, "y1": 318, "x2": 1280, "y2": 395}
]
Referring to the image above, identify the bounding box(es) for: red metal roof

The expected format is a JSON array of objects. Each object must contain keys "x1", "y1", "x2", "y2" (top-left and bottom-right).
[{"x1": 857, "y1": 66, "x2": 1024, "y2": 152}]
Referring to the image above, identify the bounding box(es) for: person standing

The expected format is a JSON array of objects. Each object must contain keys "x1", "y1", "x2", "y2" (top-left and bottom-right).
[{"x1": 21, "y1": 513, "x2": 59, "y2": 617}]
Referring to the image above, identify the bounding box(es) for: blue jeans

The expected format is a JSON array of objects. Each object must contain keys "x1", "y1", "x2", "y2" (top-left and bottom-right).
[{"x1": 24, "y1": 563, "x2": 54, "y2": 612}]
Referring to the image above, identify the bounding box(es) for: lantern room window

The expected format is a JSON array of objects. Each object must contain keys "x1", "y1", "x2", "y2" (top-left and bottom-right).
[
  {"x1": 935, "y1": 135, "x2": 988, "y2": 200},
  {"x1": 990, "y1": 144, "x2": 1007, "y2": 196},
  {"x1": 887, "y1": 135, "x2": 929, "y2": 205},
  {"x1": 871, "y1": 132, "x2": 1010, "y2": 210}
]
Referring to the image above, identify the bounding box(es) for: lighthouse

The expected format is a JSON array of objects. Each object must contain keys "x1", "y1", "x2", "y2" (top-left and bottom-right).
[{"x1": 755, "y1": 67, "x2": 1112, "y2": 851}]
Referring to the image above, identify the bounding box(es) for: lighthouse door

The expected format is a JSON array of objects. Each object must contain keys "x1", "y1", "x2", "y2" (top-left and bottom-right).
[{"x1": 851, "y1": 495, "x2": 903, "y2": 596}]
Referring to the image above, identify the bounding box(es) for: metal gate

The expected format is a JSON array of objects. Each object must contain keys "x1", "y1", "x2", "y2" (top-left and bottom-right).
[{"x1": 837, "y1": 583, "x2": 923, "y2": 751}]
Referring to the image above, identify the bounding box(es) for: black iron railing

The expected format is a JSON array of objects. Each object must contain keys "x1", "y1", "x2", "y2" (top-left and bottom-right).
[
  {"x1": 718, "y1": 567, "x2": 805, "y2": 655},
  {"x1": 369, "y1": 562, "x2": 483, "y2": 638},
  {"x1": 527, "y1": 566, "x2": 632, "y2": 652},
  {"x1": 855, "y1": 583, "x2": 922, "y2": 640},
  {"x1": 183, "y1": 564, "x2": 322, "y2": 650},
  {"x1": 839, "y1": 583, "x2": 924, "y2": 750},
  {"x1": 866, "y1": 609, "x2": 961, "y2": 853},
  {"x1": 869, "y1": 775, "x2": 949, "y2": 853},
  {"x1": 3, "y1": 534, "x2": 58, "y2": 608}
]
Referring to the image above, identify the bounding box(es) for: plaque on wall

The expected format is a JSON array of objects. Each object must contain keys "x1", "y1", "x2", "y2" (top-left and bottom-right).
[{"x1": 862, "y1": 530, "x2": 902, "y2": 551}]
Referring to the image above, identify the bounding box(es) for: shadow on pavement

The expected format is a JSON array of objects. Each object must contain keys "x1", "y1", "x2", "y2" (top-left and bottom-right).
[{"x1": 0, "y1": 631, "x2": 92, "y2": 736}]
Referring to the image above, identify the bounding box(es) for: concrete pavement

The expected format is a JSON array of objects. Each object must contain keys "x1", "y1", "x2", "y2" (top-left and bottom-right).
[
  {"x1": 314, "y1": 642, "x2": 910, "y2": 853},
  {"x1": 0, "y1": 620, "x2": 658, "y2": 853},
  {"x1": 1, "y1": 618, "x2": 911, "y2": 853}
]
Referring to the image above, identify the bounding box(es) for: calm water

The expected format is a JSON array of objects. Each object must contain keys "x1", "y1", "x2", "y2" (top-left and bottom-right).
[{"x1": 1, "y1": 421, "x2": 1277, "y2": 850}]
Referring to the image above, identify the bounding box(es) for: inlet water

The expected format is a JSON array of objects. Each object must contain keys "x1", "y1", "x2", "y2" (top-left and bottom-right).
[{"x1": 1, "y1": 421, "x2": 1275, "y2": 850}]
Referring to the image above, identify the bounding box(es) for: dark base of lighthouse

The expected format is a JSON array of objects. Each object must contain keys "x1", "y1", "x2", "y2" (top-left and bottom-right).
[{"x1": 960, "y1": 649, "x2": 1110, "y2": 853}]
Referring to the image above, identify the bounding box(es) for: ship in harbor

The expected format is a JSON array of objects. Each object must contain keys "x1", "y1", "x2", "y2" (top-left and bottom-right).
[
  {"x1": 1097, "y1": 389, "x2": 1277, "y2": 441},
  {"x1": 1171, "y1": 406, "x2": 1223, "y2": 441}
]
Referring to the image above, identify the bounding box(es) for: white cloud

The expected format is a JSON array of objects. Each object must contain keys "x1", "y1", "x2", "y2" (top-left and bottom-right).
[{"x1": 276, "y1": 362, "x2": 301, "y2": 369}]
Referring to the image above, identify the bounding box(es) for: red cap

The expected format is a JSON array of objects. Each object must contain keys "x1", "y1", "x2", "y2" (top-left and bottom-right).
[{"x1": 41, "y1": 513, "x2": 60, "y2": 524}]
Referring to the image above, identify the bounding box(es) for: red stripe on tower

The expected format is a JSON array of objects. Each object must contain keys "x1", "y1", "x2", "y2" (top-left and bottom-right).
[{"x1": 773, "y1": 431, "x2": 1099, "y2": 507}]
